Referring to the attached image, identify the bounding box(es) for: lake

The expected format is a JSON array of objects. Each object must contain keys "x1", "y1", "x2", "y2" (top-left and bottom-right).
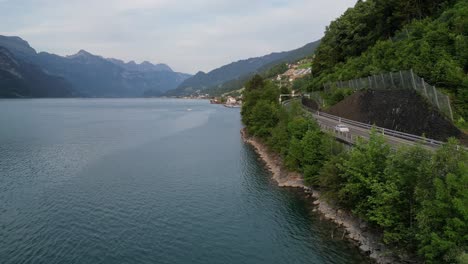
[{"x1": 0, "y1": 99, "x2": 368, "y2": 264}]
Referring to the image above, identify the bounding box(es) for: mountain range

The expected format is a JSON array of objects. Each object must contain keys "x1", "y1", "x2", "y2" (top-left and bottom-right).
[
  {"x1": 167, "y1": 40, "x2": 320, "y2": 96},
  {"x1": 0, "y1": 35, "x2": 320, "y2": 98},
  {"x1": 0, "y1": 35, "x2": 191, "y2": 98}
]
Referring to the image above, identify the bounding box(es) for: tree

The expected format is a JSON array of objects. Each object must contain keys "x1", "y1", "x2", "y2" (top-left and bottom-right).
[
  {"x1": 318, "y1": 153, "x2": 349, "y2": 202},
  {"x1": 301, "y1": 129, "x2": 336, "y2": 185},
  {"x1": 367, "y1": 144, "x2": 432, "y2": 247},
  {"x1": 285, "y1": 137, "x2": 303, "y2": 171},
  {"x1": 245, "y1": 74, "x2": 265, "y2": 91},
  {"x1": 247, "y1": 100, "x2": 279, "y2": 138},
  {"x1": 338, "y1": 130, "x2": 391, "y2": 217},
  {"x1": 416, "y1": 139, "x2": 468, "y2": 263}
]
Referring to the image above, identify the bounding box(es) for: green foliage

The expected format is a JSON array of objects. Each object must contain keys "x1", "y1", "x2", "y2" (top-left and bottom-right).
[
  {"x1": 241, "y1": 73, "x2": 467, "y2": 263},
  {"x1": 416, "y1": 139, "x2": 468, "y2": 263},
  {"x1": 318, "y1": 153, "x2": 348, "y2": 200},
  {"x1": 337, "y1": 130, "x2": 391, "y2": 216},
  {"x1": 248, "y1": 100, "x2": 279, "y2": 138},
  {"x1": 292, "y1": 78, "x2": 311, "y2": 92},
  {"x1": 457, "y1": 253, "x2": 468, "y2": 264},
  {"x1": 369, "y1": 145, "x2": 432, "y2": 247},
  {"x1": 301, "y1": 130, "x2": 330, "y2": 185},
  {"x1": 263, "y1": 63, "x2": 288, "y2": 79},
  {"x1": 174, "y1": 40, "x2": 321, "y2": 97},
  {"x1": 287, "y1": 117, "x2": 311, "y2": 140},
  {"x1": 309, "y1": 0, "x2": 467, "y2": 121},
  {"x1": 322, "y1": 88, "x2": 354, "y2": 107},
  {"x1": 285, "y1": 137, "x2": 303, "y2": 171},
  {"x1": 241, "y1": 75, "x2": 280, "y2": 138},
  {"x1": 246, "y1": 74, "x2": 265, "y2": 90},
  {"x1": 267, "y1": 108, "x2": 290, "y2": 156}
]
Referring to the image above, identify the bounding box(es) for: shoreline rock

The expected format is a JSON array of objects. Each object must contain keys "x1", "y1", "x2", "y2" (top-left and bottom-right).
[{"x1": 241, "y1": 128, "x2": 402, "y2": 264}]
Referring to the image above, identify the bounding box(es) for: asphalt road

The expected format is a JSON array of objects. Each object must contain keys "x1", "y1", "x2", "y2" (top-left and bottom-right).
[
  {"x1": 283, "y1": 98, "x2": 440, "y2": 149},
  {"x1": 311, "y1": 112, "x2": 434, "y2": 149}
]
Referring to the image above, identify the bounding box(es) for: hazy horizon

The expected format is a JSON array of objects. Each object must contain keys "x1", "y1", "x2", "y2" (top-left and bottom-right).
[{"x1": 0, "y1": 0, "x2": 356, "y2": 74}]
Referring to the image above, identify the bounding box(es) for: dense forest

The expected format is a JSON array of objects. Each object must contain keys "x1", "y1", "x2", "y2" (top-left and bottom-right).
[
  {"x1": 241, "y1": 76, "x2": 467, "y2": 263},
  {"x1": 297, "y1": 0, "x2": 467, "y2": 127}
]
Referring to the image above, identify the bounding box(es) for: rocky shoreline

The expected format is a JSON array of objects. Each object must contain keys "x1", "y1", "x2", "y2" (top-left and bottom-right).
[{"x1": 241, "y1": 128, "x2": 402, "y2": 264}]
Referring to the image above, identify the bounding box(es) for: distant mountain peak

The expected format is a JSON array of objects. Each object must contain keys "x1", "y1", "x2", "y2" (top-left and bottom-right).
[
  {"x1": 66, "y1": 49, "x2": 97, "y2": 60},
  {"x1": 77, "y1": 49, "x2": 91, "y2": 55},
  {"x1": 0, "y1": 35, "x2": 37, "y2": 61},
  {"x1": 74, "y1": 49, "x2": 93, "y2": 57},
  {"x1": 106, "y1": 58, "x2": 173, "y2": 72}
]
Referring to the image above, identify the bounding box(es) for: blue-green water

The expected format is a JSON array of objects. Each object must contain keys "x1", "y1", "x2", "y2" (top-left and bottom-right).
[{"x1": 0, "y1": 99, "x2": 368, "y2": 264}]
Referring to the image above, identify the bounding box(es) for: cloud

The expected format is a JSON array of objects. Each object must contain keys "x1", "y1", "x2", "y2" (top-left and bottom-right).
[{"x1": 0, "y1": 0, "x2": 356, "y2": 73}]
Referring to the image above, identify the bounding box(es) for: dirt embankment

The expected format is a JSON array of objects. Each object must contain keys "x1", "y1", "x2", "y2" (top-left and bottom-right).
[
  {"x1": 325, "y1": 90, "x2": 466, "y2": 143},
  {"x1": 241, "y1": 128, "x2": 403, "y2": 264}
]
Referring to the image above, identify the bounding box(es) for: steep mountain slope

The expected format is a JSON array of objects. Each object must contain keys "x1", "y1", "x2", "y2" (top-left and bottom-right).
[
  {"x1": 0, "y1": 35, "x2": 191, "y2": 97},
  {"x1": 168, "y1": 40, "x2": 320, "y2": 96},
  {"x1": 308, "y1": 0, "x2": 467, "y2": 126},
  {"x1": 0, "y1": 47, "x2": 76, "y2": 98},
  {"x1": 0, "y1": 36, "x2": 37, "y2": 62}
]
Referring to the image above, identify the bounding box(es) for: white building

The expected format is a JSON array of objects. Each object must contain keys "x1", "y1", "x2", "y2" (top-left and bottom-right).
[{"x1": 226, "y1": 96, "x2": 237, "y2": 105}]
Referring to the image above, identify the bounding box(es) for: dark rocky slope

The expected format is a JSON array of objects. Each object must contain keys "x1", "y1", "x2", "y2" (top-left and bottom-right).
[{"x1": 325, "y1": 90, "x2": 464, "y2": 142}]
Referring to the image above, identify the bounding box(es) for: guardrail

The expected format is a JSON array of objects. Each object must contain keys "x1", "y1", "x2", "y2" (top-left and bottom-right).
[
  {"x1": 282, "y1": 97, "x2": 445, "y2": 148},
  {"x1": 310, "y1": 109, "x2": 445, "y2": 147}
]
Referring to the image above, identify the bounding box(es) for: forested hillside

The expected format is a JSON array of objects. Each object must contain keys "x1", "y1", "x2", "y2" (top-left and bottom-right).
[
  {"x1": 301, "y1": 0, "x2": 467, "y2": 127},
  {"x1": 167, "y1": 40, "x2": 320, "y2": 96},
  {"x1": 241, "y1": 75, "x2": 467, "y2": 263}
]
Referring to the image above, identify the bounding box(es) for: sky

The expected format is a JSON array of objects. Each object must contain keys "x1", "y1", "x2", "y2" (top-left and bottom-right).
[{"x1": 0, "y1": 0, "x2": 356, "y2": 73}]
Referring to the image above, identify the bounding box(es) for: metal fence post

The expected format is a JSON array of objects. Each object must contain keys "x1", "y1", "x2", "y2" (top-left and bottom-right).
[
  {"x1": 399, "y1": 71, "x2": 405, "y2": 89},
  {"x1": 373, "y1": 75, "x2": 378, "y2": 89},
  {"x1": 421, "y1": 78, "x2": 429, "y2": 98},
  {"x1": 381, "y1": 73, "x2": 386, "y2": 89},
  {"x1": 447, "y1": 95, "x2": 454, "y2": 121},
  {"x1": 368, "y1": 76, "x2": 372, "y2": 89},
  {"x1": 410, "y1": 69, "x2": 417, "y2": 91},
  {"x1": 390, "y1": 72, "x2": 394, "y2": 88},
  {"x1": 432, "y1": 86, "x2": 440, "y2": 110}
]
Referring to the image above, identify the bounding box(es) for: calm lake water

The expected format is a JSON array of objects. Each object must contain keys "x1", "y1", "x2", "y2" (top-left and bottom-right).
[{"x1": 0, "y1": 99, "x2": 369, "y2": 264}]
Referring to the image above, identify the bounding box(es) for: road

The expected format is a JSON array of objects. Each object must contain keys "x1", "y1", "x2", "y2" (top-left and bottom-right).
[
  {"x1": 283, "y1": 98, "x2": 442, "y2": 149},
  {"x1": 310, "y1": 112, "x2": 431, "y2": 149}
]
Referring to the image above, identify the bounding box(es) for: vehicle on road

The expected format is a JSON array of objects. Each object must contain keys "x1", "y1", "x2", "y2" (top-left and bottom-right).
[{"x1": 334, "y1": 124, "x2": 350, "y2": 132}]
